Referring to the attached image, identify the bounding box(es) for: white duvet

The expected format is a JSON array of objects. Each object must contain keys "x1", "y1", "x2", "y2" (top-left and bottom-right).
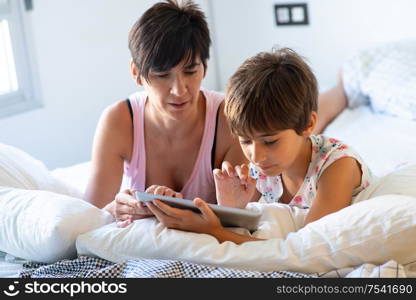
[{"x1": 76, "y1": 191, "x2": 416, "y2": 275}]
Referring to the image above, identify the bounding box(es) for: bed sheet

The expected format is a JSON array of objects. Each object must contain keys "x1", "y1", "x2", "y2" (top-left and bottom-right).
[
  {"x1": 0, "y1": 252, "x2": 24, "y2": 278},
  {"x1": 18, "y1": 256, "x2": 416, "y2": 278},
  {"x1": 51, "y1": 162, "x2": 129, "y2": 197},
  {"x1": 324, "y1": 105, "x2": 416, "y2": 177}
]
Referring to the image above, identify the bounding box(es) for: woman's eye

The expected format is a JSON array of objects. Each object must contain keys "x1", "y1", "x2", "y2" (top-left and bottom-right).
[
  {"x1": 156, "y1": 73, "x2": 169, "y2": 78},
  {"x1": 185, "y1": 70, "x2": 197, "y2": 75},
  {"x1": 240, "y1": 140, "x2": 251, "y2": 145}
]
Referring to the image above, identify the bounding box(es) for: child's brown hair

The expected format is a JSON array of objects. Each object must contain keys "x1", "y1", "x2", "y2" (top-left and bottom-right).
[{"x1": 225, "y1": 48, "x2": 318, "y2": 137}]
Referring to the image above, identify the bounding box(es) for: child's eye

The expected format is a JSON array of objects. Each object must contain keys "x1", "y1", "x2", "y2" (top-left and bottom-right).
[
  {"x1": 264, "y1": 140, "x2": 277, "y2": 146},
  {"x1": 240, "y1": 140, "x2": 251, "y2": 145}
]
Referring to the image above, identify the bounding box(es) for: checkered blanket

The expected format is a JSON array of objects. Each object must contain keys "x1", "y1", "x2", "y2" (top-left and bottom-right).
[{"x1": 20, "y1": 256, "x2": 314, "y2": 278}]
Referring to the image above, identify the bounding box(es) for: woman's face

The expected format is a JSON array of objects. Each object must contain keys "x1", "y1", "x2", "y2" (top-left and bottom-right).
[{"x1": 133, "y1": 57, "x2": 206, "y2": 120}]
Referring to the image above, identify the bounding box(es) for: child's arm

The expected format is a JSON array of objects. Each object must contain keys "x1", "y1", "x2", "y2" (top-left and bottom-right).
[
  {"x1": 304, "y1": 157, "x2": 362, "y2": 225},
  {"x1": 146, "y1": 198, "x2": 263, "y2": 244}
]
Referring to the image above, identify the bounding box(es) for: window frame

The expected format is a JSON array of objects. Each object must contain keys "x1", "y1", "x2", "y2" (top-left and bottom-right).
[{"x1": 0, "y1": 0, "x2": 42, "y2": 119}]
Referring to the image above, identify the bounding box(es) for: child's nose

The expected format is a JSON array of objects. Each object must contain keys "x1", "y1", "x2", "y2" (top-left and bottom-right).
[{"x1": 251, "y1": 144, "x2": 266, "y2": 164}]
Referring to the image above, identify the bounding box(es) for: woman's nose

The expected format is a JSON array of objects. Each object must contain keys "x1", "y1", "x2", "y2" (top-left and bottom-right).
[{"x1": 170, "y1": 76, "x2": 187, "y2": 97}]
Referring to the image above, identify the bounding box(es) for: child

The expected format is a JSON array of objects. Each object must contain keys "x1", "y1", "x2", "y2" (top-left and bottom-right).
[{"x1": 146, "y1": 48, "x2": 373, "y2": 244}]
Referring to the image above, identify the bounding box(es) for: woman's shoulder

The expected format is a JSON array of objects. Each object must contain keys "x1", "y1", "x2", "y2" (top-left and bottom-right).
[
  {"x1": 101, "y1": 100, "x2": 131, "y2": 124},
  {"x1": 127, "y1": 90, "x2": 147, "y2": 103},
  {"x1": 201, "y1": 88, "x2": 224, "y2": 103},
  {"x1": 101, "y1": 89, "x2": 147, "y2": 122},
  {"x1": 96, "y1": 100, "x2": 134, "y2": 160}
]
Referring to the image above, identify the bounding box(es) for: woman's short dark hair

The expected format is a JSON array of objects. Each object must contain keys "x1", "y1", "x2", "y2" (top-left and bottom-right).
[
  {"x1": 225, "y1": 48, "x2": 318, "y2": 136},
  {"x1": 128, "y1": 0, "x2": 211, "y2": 81}
]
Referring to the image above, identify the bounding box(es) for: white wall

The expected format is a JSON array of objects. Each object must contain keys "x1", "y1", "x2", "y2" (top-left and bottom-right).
[
  {"x1": 210, "y1": 0, "x2": 416, "y2": 91},
  {"x1": 0, "y1": 0, "x2": 217, "y2": 169}
]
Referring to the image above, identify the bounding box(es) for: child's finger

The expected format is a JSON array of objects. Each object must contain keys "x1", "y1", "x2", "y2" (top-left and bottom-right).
[
  {"x1": 240, "y1": 164, "x2": 250, "y2": 176},
  {"x1": 147, "y1": 201, "x2": 170, "y2": 221},
  {"x1": 221, "y1": 161, "x2": 235, "y2": 177},
  {"x1": 213, "y1": 168, "x2": 225, "y2": 180},
  {"x1": 194, "y1": 198, "x2": 217, "y2": 220},
  {"x1": 240, "y1": 164, "x2": 256, "y2": 184},
  {"x1": 151, "y1": 199, "x2": 185, "y2": 218},
  {"x1": 247, "y1": 175, "x2": 257, "y2": 185},
  {"x1": 234, "y1": 165, "x2": 247, "y2": 183}
]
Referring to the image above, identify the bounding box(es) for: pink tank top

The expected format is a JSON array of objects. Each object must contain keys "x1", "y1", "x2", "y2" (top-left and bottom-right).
[{"x1": 124, "y1": 89, "x2": 223, "y2": 204}]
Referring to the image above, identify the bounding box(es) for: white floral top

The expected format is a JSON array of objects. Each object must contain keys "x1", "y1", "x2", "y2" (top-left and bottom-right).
[{"x1": 249, "y1": 135, "x2": 373, "y2": 209}]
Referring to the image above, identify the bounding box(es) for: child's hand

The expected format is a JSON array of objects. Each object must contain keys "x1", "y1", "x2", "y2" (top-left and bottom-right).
[
  {"x1": 146, "y1": 198, "x2": 224, "y2": 236},
  {"x1": 213, "y1": 161, "x2": 257, "y2": 208}
]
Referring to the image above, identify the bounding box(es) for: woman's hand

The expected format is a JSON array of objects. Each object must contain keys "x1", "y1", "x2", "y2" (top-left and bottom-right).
[
  {"x1": 146, "y1": 198, "x2": 224, "y2": 236},
  {"x1": 144, "y1": 185, "x2": 183, "y2": 199},
  {"x1": 112, "y1": 189, "x2": 153, "y2": 227},
  {"x1": 214, "y1": 161, "x2": 257, "y2": 208},
  {"x1": 115, "y1": 185, "x2": 183, "y2": 227}
]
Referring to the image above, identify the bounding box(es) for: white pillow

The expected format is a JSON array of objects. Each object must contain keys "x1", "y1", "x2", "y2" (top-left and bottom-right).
[
  {"x1": 76, "y1": 195, "x2": 416, "y2": 273},
  {"x1": 0, "y1": 143, "x2": 82, "y2": 198},
  {"x1": 342, "y1": 39, "x2": 416, "y2": 120},
  {"x1": 0, "y1": 187, "x2": 114, "y2": 263},
  {"x1": 77, "y1": 203, "x2": 307, "y2": 266}
]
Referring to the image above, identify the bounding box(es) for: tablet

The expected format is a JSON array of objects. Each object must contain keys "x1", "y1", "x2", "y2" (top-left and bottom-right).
[{"x1": 135, "y1": 191, "x2": 262, "y2": 231}]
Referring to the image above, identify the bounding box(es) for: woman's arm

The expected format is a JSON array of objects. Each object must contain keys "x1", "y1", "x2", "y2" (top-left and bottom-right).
[
  {"x1": 314, "y1": 74, "x2": 348, "y2": 134},
  {"x1": 214, "y1": 102, "x2": 248, "y2": 167},
  {"x1": 84, "y1": 101, "x2": 133, "y2": 211},
  {"x1": 304, "y1": 157, "x2": 362, "y2": 225}
]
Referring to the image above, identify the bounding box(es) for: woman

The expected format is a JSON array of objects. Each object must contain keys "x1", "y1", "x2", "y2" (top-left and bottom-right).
[
  {"x1": 84, "y1": 0, "x2": 246, "y2": 225},
  {"x1": 314, "y1": 73, "x2": 348, "y2": 134}
]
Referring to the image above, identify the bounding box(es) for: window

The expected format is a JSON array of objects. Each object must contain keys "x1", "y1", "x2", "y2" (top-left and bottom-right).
[{"x1": 0, "y1": 0, "x2": 41, "y2": 118}]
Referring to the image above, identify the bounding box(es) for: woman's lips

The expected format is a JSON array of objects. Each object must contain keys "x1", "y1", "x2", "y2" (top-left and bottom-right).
[{"x1": 168, "y1": 101, "x2": 188, "y2": 109}]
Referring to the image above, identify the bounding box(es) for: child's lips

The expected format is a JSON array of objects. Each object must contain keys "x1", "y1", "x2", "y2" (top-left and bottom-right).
[{"x1": 257, "y1": 164, "x2": 274, "y2": 171}]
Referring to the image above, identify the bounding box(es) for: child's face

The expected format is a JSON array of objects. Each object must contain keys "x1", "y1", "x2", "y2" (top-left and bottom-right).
[{"x1": 238, "y1": 129, "x2": 308, "y2": 176}]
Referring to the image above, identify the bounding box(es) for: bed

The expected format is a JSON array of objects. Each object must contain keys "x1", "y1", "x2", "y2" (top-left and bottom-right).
[{"x1": 2, "y1": 39, "x2": 416, "y2": 278}]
